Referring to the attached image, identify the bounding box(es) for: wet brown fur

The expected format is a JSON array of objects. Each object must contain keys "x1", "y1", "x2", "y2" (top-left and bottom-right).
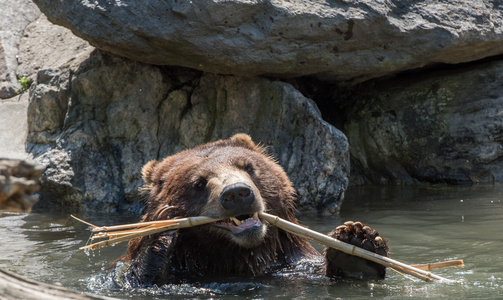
[
  {"x1": 120, "y1": 134, "x2": 318, "y2": 285},
  {"x1": 119, "y1": 134, "x2": 388, "y2": 286}
]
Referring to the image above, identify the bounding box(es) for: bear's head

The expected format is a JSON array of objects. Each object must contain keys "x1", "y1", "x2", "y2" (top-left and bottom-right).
[{"x1": 137, "y1": 134, "x2": 298, "y2": 249}]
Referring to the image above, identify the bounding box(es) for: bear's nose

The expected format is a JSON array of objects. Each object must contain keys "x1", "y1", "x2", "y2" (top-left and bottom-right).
[{"x1": 220, "y1": 183, "x2": 255, "y2": 212}]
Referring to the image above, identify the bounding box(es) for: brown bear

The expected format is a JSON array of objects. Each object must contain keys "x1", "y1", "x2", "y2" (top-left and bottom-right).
[{"x1": 119, "y1": 134, "x2": 388, "y2": 286}]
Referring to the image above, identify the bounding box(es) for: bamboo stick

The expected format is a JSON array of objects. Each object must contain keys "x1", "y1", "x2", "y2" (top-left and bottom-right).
[
  {"x1": 90, "y1": 219, "x2": 183, "y2": 232},
  {"x1": 73, "y1": 213, "x2": 462, "y2": 283},
  {"x1": 259, "y1": 212, "x2": 459, "y2": 283},
  {"x1": 76, "y1": 216, "x2": 220, "y2": 250},
  {"x1": 411, "y1": 260, "x2": 464, "y2": 271},
  {"x1": 70, "y1": 215, "x2": 98, "y2": 228},
  {"x1": 71, "y1": 215, "x2": 187, "y2": 232},
  {"x1": 81, "y1": 225, "x2": 174, "y2": 250},
  {"x1": 90, "y1": 225, "x2": 162, "y2": 240}
]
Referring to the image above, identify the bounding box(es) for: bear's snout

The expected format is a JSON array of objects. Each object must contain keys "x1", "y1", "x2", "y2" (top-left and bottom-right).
[{"x1": 220, "y1": 183, "x2": 255, "y2": 213}]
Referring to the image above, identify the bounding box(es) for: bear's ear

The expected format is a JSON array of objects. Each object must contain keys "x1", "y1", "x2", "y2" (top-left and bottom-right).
[
  {"x1": 229, "y1": 133, "x2": 263, "y2": 153},
  {"x1": 142, "y1": 160, "x2": 159, "y2": 185}
]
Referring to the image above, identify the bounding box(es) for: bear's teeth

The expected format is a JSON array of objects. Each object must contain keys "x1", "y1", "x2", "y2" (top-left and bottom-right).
[
  {"x1": 230, "y1": 217, "x2": 242, "y2": 226},
  {"x1": 229, "y1": 213, "x2": 259, "y2": 226}
]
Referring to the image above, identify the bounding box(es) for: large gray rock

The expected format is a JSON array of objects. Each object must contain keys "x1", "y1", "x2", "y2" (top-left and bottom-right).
[
  {"x1": 0, "y1": 6, "x2": 92, "y2": 162},
  {"x1": 16, "y1": 14, "x2": 93, "y2": 80},
  {"x1": 0, "y1": 0, "x2": 92, "y2": 100},
  {"x1": 28, "y1": 51, "x2": 349, "y2": 213},
  {"x1": 0, "y1": 1, "x2": 92, "y2": 171},
  {"x1": 0, "y1": 0, "x2": 40, "y2": 98},
  {"x1": 33, "y1": 0, "x2": 503, "y2": 83},
  {"x1": 345, "y1": 59, "x2": 503, "y2": 185}
]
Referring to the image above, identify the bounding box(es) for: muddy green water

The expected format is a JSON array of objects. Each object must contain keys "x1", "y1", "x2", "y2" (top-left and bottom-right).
[{"x1": 1, "y1": 185, "x2": 502, "y2": 299}]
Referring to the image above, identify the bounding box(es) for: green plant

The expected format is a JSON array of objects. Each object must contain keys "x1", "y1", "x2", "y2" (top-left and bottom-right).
[{"x1": 17, "y1": 76, "x2": 33, "y2": 93}]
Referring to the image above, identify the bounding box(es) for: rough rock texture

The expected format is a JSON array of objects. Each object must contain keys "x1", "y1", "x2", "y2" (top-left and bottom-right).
[
  {"x1": 16, "y1": 14, "x2": 93, "y2": 80},
  {"x1": 0, "y1": 0, "x2": 40, "y2": 98},
  {"x1": 0, "y1": 159, "x2": 44, "y2": 212},
  {"x1": 0, "y1": 93, "x2": 32, "y2": 160},
  {"x1": 343, "y1": 58, "x2": 503, "y2": 185},
  {"x1": 27, "y1": 50, "x2": 349, "y2": 213},
  {"x1": 0, "y1": 0, "x2": 92, "y2": 99},
  {"x1": 0, "y1": 5, "x2": 93, "y2": 179},
  {"x1": 6, "y1": 0, "x2": 503, "y2": 213},
  {"x1": 33, "y1": 0, "x2": 503, "y2": 83}
]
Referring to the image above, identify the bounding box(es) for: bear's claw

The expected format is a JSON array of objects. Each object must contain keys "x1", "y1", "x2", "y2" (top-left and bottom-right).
[{"x1": 325, "y1": 221, "x2": 389, "y2": 280}]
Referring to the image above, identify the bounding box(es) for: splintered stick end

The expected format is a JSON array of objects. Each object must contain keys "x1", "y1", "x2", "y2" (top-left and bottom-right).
[{"x1": 71, "y1": 215, "x2": 98, "y2": 228}]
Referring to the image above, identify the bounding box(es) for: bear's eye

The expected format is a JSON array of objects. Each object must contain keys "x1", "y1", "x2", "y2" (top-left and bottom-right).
[
  {"x1": 193, "y1": 177, "x2": 208, "y2": 190},
  {"x1": 244, "y1": 163, "x2": 255, "y2": 175}
]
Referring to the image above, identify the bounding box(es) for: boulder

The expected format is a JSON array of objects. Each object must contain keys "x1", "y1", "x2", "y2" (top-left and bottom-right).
[
  {"x1": 13, "y1": 0, "x2": 503, "y2": 214},
  {"x1": 16, "y1": 14, "x2": 93, "y2": 80},
  {"x1": 344, "y1": 59, "x2": 503, "y2": 185},
  {"x1": 0, "y1": 6, "x2": 93, "y2": 175},
  {"x1": 28, "y1": 51, "x2": 349, "y2": 213},
  {"x1": 0, "y1": 0, "x2": 92, "y2": 100},
  {"x1": 33, "y1": 0, "x2": 503, "y2": 83},
  {"x1": 0, "y1": 0, "x2": 40, "y2": 98}
]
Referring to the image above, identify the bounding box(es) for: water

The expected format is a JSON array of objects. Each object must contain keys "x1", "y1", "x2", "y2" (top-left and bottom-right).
[{"x1": 1, "y1": 185, "x2": 502, "y2": 299}]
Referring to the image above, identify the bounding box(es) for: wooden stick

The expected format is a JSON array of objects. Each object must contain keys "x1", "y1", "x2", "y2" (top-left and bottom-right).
[
  {"x1": 77, "y1": 216, "x2": 220, "y2": 250},
  {"x1": 259, "y1": 212, "x2": 459, "y2": 283},
  {"x1": 70, "y1": 215, "x2": 98, "y2": 228},
  {"x1": 71, "y1": 215, "x2": 183, "y2": 232},
  {"x1": 90, "y1": 219, "x2": 183, "y2": 232},
  {"x1": 411, "y1": 260, "x2": 464, "y2": 271},
  {"x1": 90, "y1": 225, "x2": 162, "y2": 240},
  {"x1": 74, "y1": 213, "x2": 462, "y2": 282}
]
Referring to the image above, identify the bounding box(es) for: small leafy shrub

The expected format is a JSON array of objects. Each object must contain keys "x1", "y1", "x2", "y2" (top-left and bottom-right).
[{"x1": 17, "y1": 77, "x2": 33, "y2": 93}]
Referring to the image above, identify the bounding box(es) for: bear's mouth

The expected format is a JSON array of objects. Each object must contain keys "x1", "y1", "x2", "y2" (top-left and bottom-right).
[
  {"x1": 213, "y1": 212, "x2": 262, "y2": 234},
  {"x1": 211, "y1": 212, "x2": 267, "y2": 247}
]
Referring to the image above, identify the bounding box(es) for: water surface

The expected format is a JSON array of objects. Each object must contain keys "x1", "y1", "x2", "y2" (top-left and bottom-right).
[{"x1": 0, "y1": 185, "x2": 502, "y2": 299}]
